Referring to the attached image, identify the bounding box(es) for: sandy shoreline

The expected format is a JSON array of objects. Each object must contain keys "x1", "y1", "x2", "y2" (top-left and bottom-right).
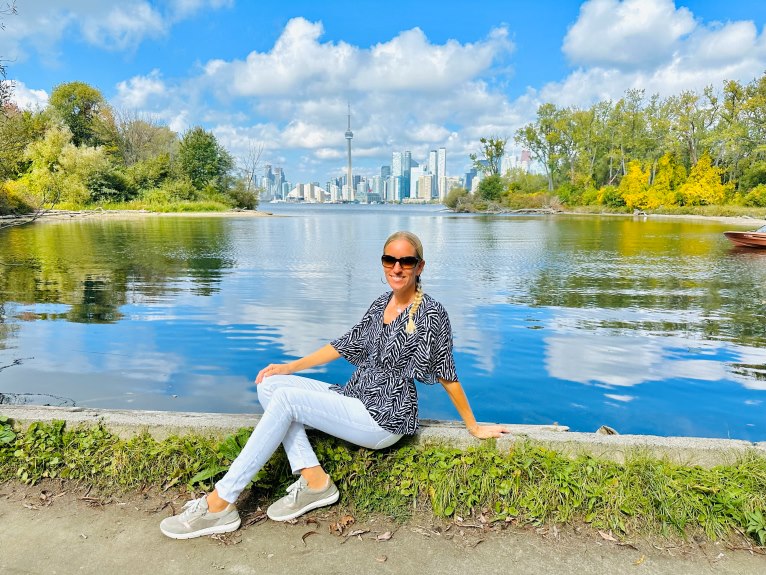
[
  {"x1": 2, "y1": 207, "x2": 765, "y2": 227},
  {"x1": 0, "y1": 208, "x2": 277, "y2": 225}
]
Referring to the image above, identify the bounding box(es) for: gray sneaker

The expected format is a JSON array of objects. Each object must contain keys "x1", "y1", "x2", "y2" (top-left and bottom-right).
[
  {"x1": 160, "y1": 496, "x2": 241, "y2": 539},
  {"x1": 266, "y1": 476, "x2": 339, "y2": 521}
]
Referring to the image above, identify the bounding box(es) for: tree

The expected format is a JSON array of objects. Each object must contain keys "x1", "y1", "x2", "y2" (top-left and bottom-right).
[
  {"x1": 177, "y1": 126, "x2": 233, "y2": 191},
  {"x1": 470, "y1": 137, "x2": 506, "y2": 176},
  {"x1": 676, "y1": 152, "x2": 729, "y2": 206},
  {"x1": 646, "y1": 153, "x2": 686, "y2": 207},
  {"x1": 618, "y1": 160, "x2": 652, "y2": 210},
  {"x1": 229, "y1": 141, "x2": 262, "y2": 209},
  {"x1": 0, "y1": 106, "x2": 48, "y2": 180},
  {"x1": 49, "y1": 82, "x2": 116, "y2": 148},
  {"x1": 114, "y1": 110, "x2": 178, "y2": 166},
  {"x1": 477, "y1": 174, "x2": 505, "y2": 201},
  {"x1": 515, "y1": 103, "x2": 563, "y2": 191},
  {"x1": 666, "y1": 87, "x2": 719, "y2": 169}
]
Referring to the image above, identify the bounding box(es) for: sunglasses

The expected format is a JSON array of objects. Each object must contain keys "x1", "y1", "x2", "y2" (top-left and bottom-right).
[{"x1": 381, "y1": 255, "x2": 421, "y2": 269}]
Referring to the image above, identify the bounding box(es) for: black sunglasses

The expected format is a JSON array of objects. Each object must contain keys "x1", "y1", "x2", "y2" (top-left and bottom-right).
[{"x1": 381, "y1": 255, "x2": 421, "y2": 269}]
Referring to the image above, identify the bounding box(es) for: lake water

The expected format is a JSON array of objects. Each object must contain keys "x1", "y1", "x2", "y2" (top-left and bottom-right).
[{"x1": 1, "y1": 204, "x2": 765, "y2": 440}]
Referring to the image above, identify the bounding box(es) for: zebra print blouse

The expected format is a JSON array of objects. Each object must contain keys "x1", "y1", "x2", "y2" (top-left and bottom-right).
[{"x1": 329, "y1": 291, "x2": 458, "y2": 435}]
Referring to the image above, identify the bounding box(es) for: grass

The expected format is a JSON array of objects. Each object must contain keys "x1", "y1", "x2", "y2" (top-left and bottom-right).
[{"x1": 1, "y1": 416, "x2": 765, "y2": 545}]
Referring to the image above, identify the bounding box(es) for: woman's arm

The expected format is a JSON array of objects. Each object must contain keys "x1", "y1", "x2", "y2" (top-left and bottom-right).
[
  {"x1": 439, "y1": 378, "x2": 511, "y2": 439},
  {"x1": 256, "y1": 344, "x2": 341, "y2": 384}
]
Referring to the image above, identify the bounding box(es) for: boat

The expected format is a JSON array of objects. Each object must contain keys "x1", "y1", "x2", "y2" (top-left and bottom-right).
[{"x1": 723, "y1": 225, "x2": 766, "y2": 248}]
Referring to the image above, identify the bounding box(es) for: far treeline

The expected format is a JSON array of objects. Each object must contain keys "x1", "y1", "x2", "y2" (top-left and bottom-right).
[
  {"x1": 449, "y1": 72, "x2": 766, "y2": 214},
  {"x1": 0, "y1": 81, "x2": 261, "y2": 217}
]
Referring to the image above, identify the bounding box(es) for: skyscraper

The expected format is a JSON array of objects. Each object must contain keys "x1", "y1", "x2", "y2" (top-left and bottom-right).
[
  {"x1": 403, "y1": 151, "x2": 412, "y2": 199},
  {"x1": 437, "y1": 147, "x2": 447, "y2": 201}
]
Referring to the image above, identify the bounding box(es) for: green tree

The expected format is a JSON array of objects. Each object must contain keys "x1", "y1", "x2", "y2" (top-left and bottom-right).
[
  {"x1": 477, "y1": 174, "x2": 505, "y2": 201},
  {"x1": 666, "y1": 87, "x2": 718, "y2": 169},
  {"x1": 0, "y1": 106, "x2": 48, "y2": 180},
  {"x1": 469, "y1": 137, "x2": 506, "y2": 176},
  {"x1": 178, "y1": 126, "x2": 233, "y2": 191},
  {"x1": 515, "y1": 103, "x2": 562, "y2": 191},
  {"x1": 49, "y1": 82, "x2": 115, "y2": 148},
  {"x1": 7, "y1": 125, "x2": 126, "y2": 207}
]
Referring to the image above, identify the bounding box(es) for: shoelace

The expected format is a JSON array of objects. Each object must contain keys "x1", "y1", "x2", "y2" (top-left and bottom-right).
[
  {"x1": 180, "y1": 496, "x2": 206, "y2": 518},
  {"x1": 285, "y1": 478, "x2": 307, "y2": 504}
]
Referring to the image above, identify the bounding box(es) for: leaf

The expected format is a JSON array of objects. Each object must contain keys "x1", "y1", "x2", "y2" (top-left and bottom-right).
[
  {"x1": 376, "y1": 531, "x2": 393, "y2": 541},
  {"x1": 189, "y1": 465, "x2": 227, "y2": 485},
  {"x1": 329, "y1": 514, "x2": 355, "y2": 535},
  {"x1": 598, "y1": 530, "x2": 618, "y2": 542}
]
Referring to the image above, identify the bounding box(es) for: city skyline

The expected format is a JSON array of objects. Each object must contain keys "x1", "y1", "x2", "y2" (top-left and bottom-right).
[
  {"x1": 4, "y1": 1, "x2": 766, "y2": 182},
  {"x1": 260, "y1": 143, "x2": 472, "y2": 203}
]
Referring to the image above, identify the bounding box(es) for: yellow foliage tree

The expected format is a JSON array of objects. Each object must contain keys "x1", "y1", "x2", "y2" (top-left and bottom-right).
[
  {"x1": 675, "y1": 152, "x2": 729, "y2": 206},
  {"x1": 647, "y1": 153, "x2": 686, "y2": 207},
  {"x1": 618, "y1": 160, "x2": 652, "y2": 210}
]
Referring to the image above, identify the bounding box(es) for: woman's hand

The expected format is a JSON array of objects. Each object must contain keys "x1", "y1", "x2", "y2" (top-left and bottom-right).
[
  {"x1": 255, "y1": 363, "x2": 293, "y2": 384},
  {"x1": 468, "y1": 424, "x2": 511, "y2": 439}
]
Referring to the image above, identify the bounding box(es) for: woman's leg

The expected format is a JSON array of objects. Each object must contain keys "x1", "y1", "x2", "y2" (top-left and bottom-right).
[{"x1": 214, "y1": 375, "x2": 401, "y2": 504}]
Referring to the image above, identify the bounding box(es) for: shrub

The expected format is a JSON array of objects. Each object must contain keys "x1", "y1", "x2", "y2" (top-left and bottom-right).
[
  {"x1": 159, "y1": 177, "x2": 198, "y2": 202},
  {"x1": 226, "y1": 179, "x2": 260, "y2": 210},
  {"x1": 743, "y1": 184, "x2": 766, "y2": 207},
  {"x1": 597, "y1": 185, "x2": 625, "y2": 208},
  {"x1": 0, "y1": 182, "x2": 34, "y2": 215},
  {"x1": 444, "y1": 187, "x2": 469, "y2": 209}
]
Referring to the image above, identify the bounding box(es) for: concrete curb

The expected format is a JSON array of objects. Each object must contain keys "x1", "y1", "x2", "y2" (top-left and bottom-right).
[{"x1": 1, "y1": 405, "x2": 762, "y2": 468}]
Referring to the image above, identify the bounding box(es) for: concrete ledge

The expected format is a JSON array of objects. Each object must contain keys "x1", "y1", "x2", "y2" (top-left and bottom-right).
[{"x1": 1, "y1": 405, "x2": 761, "y2": 468}]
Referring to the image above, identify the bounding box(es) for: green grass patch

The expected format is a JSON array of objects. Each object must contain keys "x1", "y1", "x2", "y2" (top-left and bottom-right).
[
  {"x1": 94, "y1": 200, "x2": 232, "y2": 212},
  {"x1": 1, "y1": 417, "x2": 765, "y2": 544}
]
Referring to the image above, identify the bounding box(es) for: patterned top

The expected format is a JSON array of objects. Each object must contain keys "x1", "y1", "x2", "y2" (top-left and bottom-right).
[{"x1": 329, "y1": 291, "x2": 458, "y2": 435}]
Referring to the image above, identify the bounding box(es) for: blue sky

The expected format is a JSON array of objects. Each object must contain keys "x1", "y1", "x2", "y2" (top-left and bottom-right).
[{"x1": 3, "y1": 0, "x2": 766, "y2": 183}]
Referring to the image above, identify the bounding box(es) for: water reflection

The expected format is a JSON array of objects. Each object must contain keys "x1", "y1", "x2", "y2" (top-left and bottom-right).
[{"x1": 0, "y1": 207, "x2": 765, "y2": 439}]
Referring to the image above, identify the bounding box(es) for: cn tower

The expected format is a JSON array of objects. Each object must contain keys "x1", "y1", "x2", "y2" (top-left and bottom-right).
[{"x1": 345, "y1": 103, "x2": 353, "y2": 201}]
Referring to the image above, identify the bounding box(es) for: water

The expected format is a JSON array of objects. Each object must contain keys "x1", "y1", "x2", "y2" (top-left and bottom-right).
[{"x1": 1, "y1": 204, "x2": 765, "y2": 440}]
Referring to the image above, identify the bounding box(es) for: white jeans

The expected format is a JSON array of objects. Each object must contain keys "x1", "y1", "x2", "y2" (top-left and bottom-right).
[{"x1": 214, "y1": 374, "x2": 403, "y2": 503}]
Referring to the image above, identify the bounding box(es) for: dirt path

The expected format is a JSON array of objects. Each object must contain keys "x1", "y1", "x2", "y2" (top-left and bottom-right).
[{"x1": 1, "y1": 482, "x2": 764, "y2": 575}]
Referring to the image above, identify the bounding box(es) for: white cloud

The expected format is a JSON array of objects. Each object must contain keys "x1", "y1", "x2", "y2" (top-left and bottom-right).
[
  {"x1": 9, "y1": 80, "x2": 49, "y2": 110},
  {"x1": 202, "y1": 17, "x2": 512, "y2": 98},
  {"x1": 79, "y1": 3, "x2": 166, "y2": 51},
  {"x1": 115, "y1": 69, "x2": 167, "y2": 109},
  {"x1": 563, "y1": 0, "x2": 695, "y2": 70},
  {"x1": 0, "y1": 0, "x2": 231, "y2": 62},
  {"x1": 538, "y1": 0, "x2": 766, "y2": 109}
]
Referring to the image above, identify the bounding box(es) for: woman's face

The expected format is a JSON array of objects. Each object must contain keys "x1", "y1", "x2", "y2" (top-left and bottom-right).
[{"x1": 382, "y1": 238, "x2": 425, "y2": 293}]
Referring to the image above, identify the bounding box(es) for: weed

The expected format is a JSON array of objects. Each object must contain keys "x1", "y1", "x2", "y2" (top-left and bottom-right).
[{"x1": 1, "y1": 416, "x2": 765, "y2": 545}]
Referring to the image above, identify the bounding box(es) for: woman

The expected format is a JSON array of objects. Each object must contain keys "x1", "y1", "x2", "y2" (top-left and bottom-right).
[{"x1": 160, "y1": 231, "x2": 510, "y2": 539}]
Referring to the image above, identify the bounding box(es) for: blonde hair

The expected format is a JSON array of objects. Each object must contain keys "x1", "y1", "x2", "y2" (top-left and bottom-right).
[
  {"x1": 406, "y1": 280, "x2": 424, "y2": 334},
  {"x1": 384, "y1": 231, "x2": 424, "y2": 334}
]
